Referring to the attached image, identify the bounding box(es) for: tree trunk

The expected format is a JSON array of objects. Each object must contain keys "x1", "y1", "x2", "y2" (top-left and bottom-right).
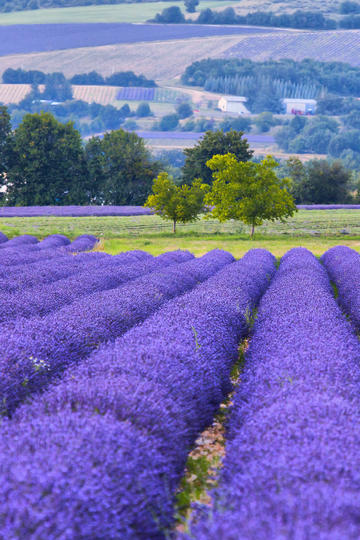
[
  {"x1": 250, "y1": 222, "x2": 255, "y2": 238},
  {"x1": 173, "y1": 219, "x2": 176, "y2": 234}
]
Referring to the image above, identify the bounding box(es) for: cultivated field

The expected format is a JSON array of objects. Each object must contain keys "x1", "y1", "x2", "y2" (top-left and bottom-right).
[
  {"x1": 0, "y1": 28, "x2": 358, "y2": 82},
  {"x1": 0, "y1": 0, "x2": 240, "y2": 25},
  {"x1": 1, "y1": 210, "x2": 360, "y2": 257},
  {"x1": 0, "y1": 228, "x2": 360, "y2": 537},
  {"x1": 0, "y1": 0, "x2": 343, "y2": 25}
]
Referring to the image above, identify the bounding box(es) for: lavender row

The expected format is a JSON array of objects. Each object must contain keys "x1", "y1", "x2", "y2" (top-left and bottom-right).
[
  {"x1": 0, "y1": 251, "x2": 179, "y2": 324},
  {"x1": 0, "y1": 250, "x2": 145, "y2": 291},
  {"x1": 0, "y1": 249, "x2": 228, "y2": 416},
  {"x1": 0, "y1": 233, "x2": 69, "y2": 250},
  {"x1": 184, "y1": 248, "x2": 360, "y2": 539},
  {"x1": 0, "y1": 205, "x2": 153, "y2": 217},
  {"x1": 0, "y1": 249, "x2": 276, "y2": 539},
  {"x1": 0, "y1": 234, "x2": 98, "y2": 266},
  {"x1": 321, "y1": 245, "x2": 360, "y2": 328}
]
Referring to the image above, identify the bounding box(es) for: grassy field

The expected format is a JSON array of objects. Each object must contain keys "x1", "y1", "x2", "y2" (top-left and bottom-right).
[
  {"x1": 0, "y1": 1, "x2": 239, "y2": 25},
  {"x1": 1, "y1": 210, "x2": 360, "y2": 258}
]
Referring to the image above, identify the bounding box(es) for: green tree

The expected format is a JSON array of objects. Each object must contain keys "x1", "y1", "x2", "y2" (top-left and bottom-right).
[
  {"x1": 5, "y1": 112, "x2": 88, "y2": 205},
  {"x1": 205, "y1": 153, "x2": 297, "y2": 236},
  {"x1": 176, "y1": 102, "x2": 193, "y2": 119},
  {"x1": 42, "y1": 72, "x2": 73, "y2": 101},
  {"x1": 184, "y1": 0, "x2": 199, "y2": 13},
  {"x1": 0, "y1": 105, "x2": 12, "y2": 190},
  {"x1": 182, "y1": 129, "x2": 253, "y2": 184},
  {"x1": 136, "y1": 102, "x2": 152, "y2": 117},
  {"x1": 85, "y1": 129, "x2": 160, "y2": 205},
  {"x1": 159, "y1": 114, "x2": 179, "y2": 131},
  {"x1": 153, "y1": 6, "x2": 185, "y2": 22},
  {"x1": 145, "y1": 172, "x2": 208, "y2": 233},
  {"x1": 298, "y1": 159, "x2": 352, "y2": 203}
]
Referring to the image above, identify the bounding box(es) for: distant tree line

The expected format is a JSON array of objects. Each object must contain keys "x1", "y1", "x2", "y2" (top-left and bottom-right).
[
  {"x1": 275, "y1": 113, "x2": 360, "y2": 171},
  {"x1": 182, "y1": 58, "x2": 360, "y2": 98},
  {"x1": 0, "y1": 106, "x2": 160, "y2": 206},
  {"x1": 3, "y1": 68, "x2": 156, "y2": 88},
  {"x1": 278, "y1": 157, "x2": 358, "y2": 204},
  {"x1": 150, "y1": 6, "x2": 337, "y2": 29}
]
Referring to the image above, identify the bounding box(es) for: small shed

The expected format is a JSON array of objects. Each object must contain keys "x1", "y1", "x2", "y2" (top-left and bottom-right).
[
  {"x1": 283, "y1": 98, "x2": 317, "y2": 115},
  {"x1": 218, "y1": 96, "x2": 249, "y2": 115}
]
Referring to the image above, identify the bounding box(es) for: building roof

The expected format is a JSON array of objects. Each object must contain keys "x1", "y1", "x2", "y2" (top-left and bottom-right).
[
  {"x1": 220, "y1": 96, "x2": 248, "y2": 102},
  {"x1": 282, "y1": 98, "x2": 317, "y2": 104}
]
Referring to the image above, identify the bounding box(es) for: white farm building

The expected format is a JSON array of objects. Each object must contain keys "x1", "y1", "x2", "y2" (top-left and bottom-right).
[
  {"x1": 218, "y1": 96, "x2": 249, "y2": 115},
  {"x1": 283, "y1": 98, "x2": 317, "y2": 115}
]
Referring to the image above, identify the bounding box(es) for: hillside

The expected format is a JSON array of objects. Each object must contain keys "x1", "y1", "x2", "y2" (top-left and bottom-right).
[{"x1": 0, "y1": 29, "x2": 358, "y2": 81}]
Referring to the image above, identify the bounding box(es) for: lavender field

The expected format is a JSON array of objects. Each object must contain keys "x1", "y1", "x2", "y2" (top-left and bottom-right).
[
  {"x1": 0, "y1": 205, "x2": 153, "y2": 217},
  {"x1": 0, "y1": 23, "x2": 282, "y2": 56},
  {"x1": 0, "y1": 236, "x2": 360, "y2": 537}
]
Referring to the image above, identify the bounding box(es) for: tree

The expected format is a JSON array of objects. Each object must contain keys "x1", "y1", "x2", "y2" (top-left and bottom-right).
[
  {"x1": 0, "y1": 105, "x2": 12, "y2": 180},
  {"x1": 42, "y1": 72, "x2": 73, "y2": 101},
  {"x1": 184, "y1": 0, "x2": 199, "y2": 13},
  {"x1": 153, "y1": 6, "x2": 185, "y2": 23},
  {"x1": 182, "y1": 129, "x2": 253, "y2": 184},
  {"x1": 145, "y1": 172, "x2": 208, "y2": 233},
  {"x1": 85, "y1": 129, "x2": 160, "y2": 205},
  {"x1": 298, "y1": 160, "x2": 352, "y2": 204},
  {"x1": 5, "y1": 112, "x2": 88, "y2": 205},
  {"x1": 176, "y1": 102, "x2": 193, "y2": 119},
  {"x1": 204, "y1": 153, "x2": 297, "y2": 237},
  {"x1": 159, "y1": 114, "x2": 179, "y2": 131},
  {"x1": 136, "y1": 102, "x2": 152, "y2": 117}
]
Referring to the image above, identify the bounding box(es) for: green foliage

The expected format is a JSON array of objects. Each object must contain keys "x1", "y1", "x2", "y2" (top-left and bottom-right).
[
  {"x1": 145, "y1": 172, "x2": 209, "y2": 233},
  {"x1": 85, "y1": 129, "x2": 159, "y2": 205},
  {"x1": 219, "y1": 116, "x2": 252, "y2": 133},
  {"x1": 182, "y1": 129, "x2": 253, "y2": 185},
  {"x1": 184, "y1": 0, "x2": 198, "y2": 12},
  {"x1": 281, "y1": 157, "x2": 353, "y2": 204},
  {"x1": 4, "y1": 111, "x2": 88, "y2": 206},
  {"x1": 254, "y1": 112, "x2": 279, "y2": 133},
  {"x1": 0, "y1": 105, "x2": 12, "y2": 192},
  {"x1": 159, "y1": 113, "x2": 179, "y2": 131},
  {"x1": 41, "y1": 72, "x2": 73, "y2": 101},
  {"x1": 340, "y1": 1, "x2": 360, "y2": 13},
  {"x1": 182, "y1": 58, "x2": 360, "y2": 98},
  {"x1": 136, "y1": 102, "x2": 152, "y2": 117},
  {"x1": 194, "y1": 7, "x2": 336, "y2": 28},
  {"x1": 176, "y1": 102, "x2": 193, "y2": 119},
  {"x1": 151, "y1": 5, "x2": 185, "y2": 23},
  {"x1": 204, "y1": 154, "x2": 297, "y2": 236}
]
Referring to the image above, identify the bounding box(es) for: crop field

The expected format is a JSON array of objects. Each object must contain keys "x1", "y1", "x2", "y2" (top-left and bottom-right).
[
  {"x1": 225, "y1": 29, "x2": 360, "y2": 66},
  {"x1": 0, "y1": 231, "x2": 360, "y2": 537},
  {"x1": 0, "y1": 23, "x2": 283, "y2": 58},
  {"x1": 1, "y1": 209, "x2": 360, "y2": 258},
  {"x1": 0, "y1": 1, "x2": 241, "y2": 25},
  {"x1": 0, "y1": 27, "x2": 357, "y2": 82}
]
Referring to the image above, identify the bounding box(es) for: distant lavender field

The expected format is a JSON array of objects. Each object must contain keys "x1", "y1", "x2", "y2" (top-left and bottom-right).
[
  {"x1": 298, "y1": 205, "x2": 360, "y2": 210},
  {"x1": 136, "y1": 131, "x2": 275, "y2": 143},
  {"x1": 0, "y1": 24, "x2": 282, "y2": 56},
  {"x1": 0, "y1": 206, "x2": 153, "y2": 217},
  {"x1": 0, "y1": 205, "x2": 359, "y2": 218}
]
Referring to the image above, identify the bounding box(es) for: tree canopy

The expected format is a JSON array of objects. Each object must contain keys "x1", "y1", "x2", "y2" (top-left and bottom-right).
[
  {"x1": 145, "y1": 172, "x2": 208, "y2": 233},
  {"x1": 182, "y1": 130, "x2": 253, "y2": 184},
  {"x1": 85, "y1": 129, "x2": 160, "y2": 205},
  {"x1": 205, "y1": 153, "x2": 297, "y2": 236},
  {"x1": 3, "y1": 111, "x2": 88, "y2": 205}
]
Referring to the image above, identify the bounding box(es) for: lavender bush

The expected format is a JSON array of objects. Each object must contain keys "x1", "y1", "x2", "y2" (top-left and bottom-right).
[
  {"x1": 0, "y1": 234, "x2": 98, "y2": 266},
  {"x1": 0, "y1": 249, "x2": 234, "y2": 415},
  {"x1": 1, "y1": 249, "x2": 275, "y2": 539},
  {"x1": 183, "y1": 248, "x2": 360, "y2": 539},
  {"x1": 322, "y1": 245, "x2": 360, "y2": 328}
]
